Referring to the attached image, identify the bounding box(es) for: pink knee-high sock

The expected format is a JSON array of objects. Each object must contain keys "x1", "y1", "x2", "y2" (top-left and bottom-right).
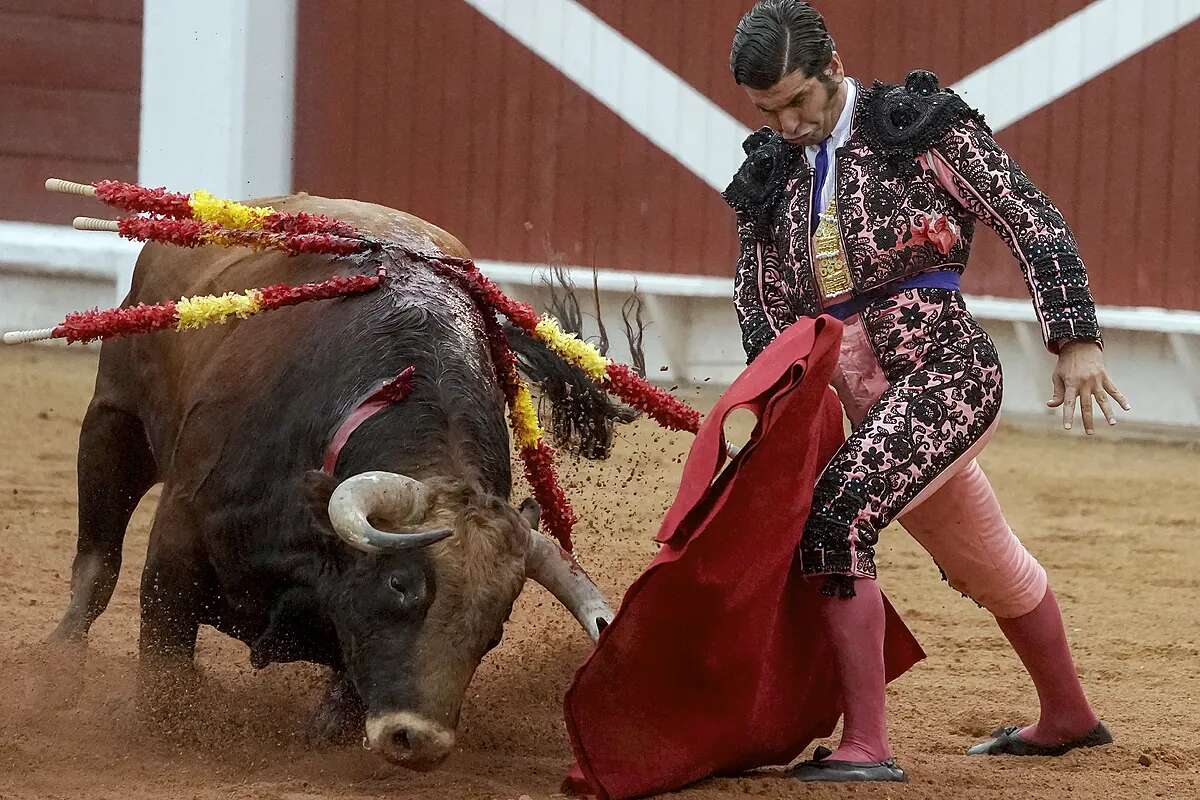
[
  {"x1": 815, "y1": 579, "x2": 891, "y2": 763},
  {"x1": 995, "y1": 587, "x2": 1100, "y2": 745}
]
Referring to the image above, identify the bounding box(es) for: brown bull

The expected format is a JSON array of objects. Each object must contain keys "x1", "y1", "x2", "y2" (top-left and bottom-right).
[{"x1": 52, "y1": 196, "x2": 618, "y2": 770}]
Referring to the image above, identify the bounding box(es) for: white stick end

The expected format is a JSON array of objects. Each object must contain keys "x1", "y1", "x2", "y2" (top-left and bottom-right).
[
  {"x1": 3, "y1": 328, "x2": 57, "y2": 345},
  {"x1": 45, "y1": 178, "x2": 97, "y2": 197},
  {"x1": 72, "y1": 217, "x2": 120, "y2": 232}
]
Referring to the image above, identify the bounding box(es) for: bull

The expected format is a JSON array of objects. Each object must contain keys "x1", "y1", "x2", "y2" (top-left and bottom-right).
[{"x1": 50, "y1": 196, "x2": 627, "y2": 770}]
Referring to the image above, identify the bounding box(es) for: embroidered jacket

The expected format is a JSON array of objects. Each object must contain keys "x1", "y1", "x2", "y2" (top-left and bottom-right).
[{"x1": 724, "y1": 69, "x2": 1102, "y2": 363}]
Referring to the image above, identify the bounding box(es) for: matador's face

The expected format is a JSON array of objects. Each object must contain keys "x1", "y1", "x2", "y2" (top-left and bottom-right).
[{"x1": 744, "y1": 52, "x2": 847, "y2": 148}]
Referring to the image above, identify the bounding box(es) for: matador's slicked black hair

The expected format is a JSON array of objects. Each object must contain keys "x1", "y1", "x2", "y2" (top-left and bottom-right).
[{"x1": 730, "y1": 0, "x2": 835, "y2": 90}]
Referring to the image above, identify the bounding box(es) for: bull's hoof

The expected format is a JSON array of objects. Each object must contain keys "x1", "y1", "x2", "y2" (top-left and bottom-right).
[
  {"x1": 306, "y1": 673, "x2": 366, "y2": 747},
  {"x1": 31, "y1": 637, "x2": 87, "y2": 709},
  {"x1": 135, "y1": 662, "x2": 201, "y2": 725},
  {"x1": 48, "y1": 616, "x2": 89, "y2": 646}
]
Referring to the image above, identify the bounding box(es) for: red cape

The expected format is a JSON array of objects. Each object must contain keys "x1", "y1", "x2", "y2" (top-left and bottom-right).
[{"x1": 563, "y1": 317, "x2": 925, "y2": 799}]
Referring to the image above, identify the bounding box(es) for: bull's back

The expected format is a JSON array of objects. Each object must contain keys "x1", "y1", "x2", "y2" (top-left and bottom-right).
[
  {"x1": 127, "y1": 195, "x2": 468, "y2": 306},
  {"x1": 102, "y1": 196, "x2": 476, "y2": 473}
]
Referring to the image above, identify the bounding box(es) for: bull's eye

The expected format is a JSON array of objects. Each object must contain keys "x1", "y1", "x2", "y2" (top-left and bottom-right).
[{"x1": 388, "y1": 575, "x2": 407, "y2": 599}]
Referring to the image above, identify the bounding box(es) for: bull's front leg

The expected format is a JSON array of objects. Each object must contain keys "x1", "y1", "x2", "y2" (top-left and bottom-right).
[
  {"x1": 307, "y1": 671, "x2": 366, "y2": 746},
  {"x1": 136, "y1": 494, "x2": 207, "y2": 719},
  {"x1": 53, "y1": 401, "x2": 157, "y2": 644}
]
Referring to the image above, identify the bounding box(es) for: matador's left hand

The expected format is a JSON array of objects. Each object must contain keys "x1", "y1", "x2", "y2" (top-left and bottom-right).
[{"x1": 1046, "y1": 340, "x2": 1131, "y2": 434}]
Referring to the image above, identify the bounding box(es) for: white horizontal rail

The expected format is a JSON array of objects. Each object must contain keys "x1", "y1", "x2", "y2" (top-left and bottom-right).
[
  {"x1": 2, "y1": 222, "x2": 1198, "y2": 336},
  {"x1": 968, "y1": 295, "x2": 1200, "y2": 336},
  {"x1": 478, "y1": 259, "x2": 733, "y2": 298},
  {"x1": 0, "y1": 221, "x2": 140, "y2": 281},
  {"x1": 482, "y1": 260, "x2": 1200, "y2": 336}
]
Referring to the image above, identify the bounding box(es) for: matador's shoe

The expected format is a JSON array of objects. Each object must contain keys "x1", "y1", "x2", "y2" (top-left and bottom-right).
[
  {"x1": 784, "y1": 746, "x2": 908, "y2": 782},
  {"x1": 967, "y1": 722, "x2": 1113, "y2": 756}
]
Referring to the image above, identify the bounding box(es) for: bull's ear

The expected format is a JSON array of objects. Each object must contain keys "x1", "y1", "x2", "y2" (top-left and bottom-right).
[
  {"x1": 517, "y1": 497, "x2": 541, "y2": 531},
  {"x1": 304, "y1": 469, "x2": 339, "y2": 533}
]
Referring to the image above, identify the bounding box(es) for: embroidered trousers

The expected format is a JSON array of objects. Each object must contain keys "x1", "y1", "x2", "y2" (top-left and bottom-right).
[{"x1": 799, "y1": 288, "x2": 1047, "y2": 618}]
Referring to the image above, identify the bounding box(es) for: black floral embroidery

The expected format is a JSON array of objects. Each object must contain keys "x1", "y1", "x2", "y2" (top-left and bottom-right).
[
  {"x1": 733, "y1": 218, "x2": 789, "y2": 363},
  {"x1": 836, "y1": 93, "x2": 974, "y2": 292},
  {"x1": 780, "y1": 178, "x2": 822, "y2": 320},
  {"x1": 731, "y1": 182, "x2": 822, "y2": 362},
  {"x1": 723, "y1": 127, "x2": 802, "y2": 240},
  {"x1": 897, "y1": 303, "x2": 926, "y2": 331},
  {"x1": 861, "y1": 446, "x2": 886, "y2": 470},
  {"x1": 727, "y1": 68, "x2": 1100, "y2": 363},
  {"x1": 799, "y1": 289, "x2": 1003, "y2": 582},
  {"x1": 872, "y1": 228, "x2": 898, "y2": 251},
  {"x1": 856, "y1": 69, "x2": 990, "y2": 177},
  {"x1": 931, "y1": 121, "x2": 1102, "y2": 349}
]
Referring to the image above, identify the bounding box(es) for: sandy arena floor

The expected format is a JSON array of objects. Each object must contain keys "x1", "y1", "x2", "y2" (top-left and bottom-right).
[{"x1": 1, "y1": 345, "x2": 1197, "y2": 800}]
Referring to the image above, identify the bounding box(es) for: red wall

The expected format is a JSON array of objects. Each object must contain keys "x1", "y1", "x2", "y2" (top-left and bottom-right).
[
  {"x1": 0, "y1": 0, "x2": 142, "y2": 225},
  {"x1": 293, "y1": 1, "x2": 1200, "y2": 311},
  {"x1": 2, "y1": 1, "x2": 1192, "y2": 311}
]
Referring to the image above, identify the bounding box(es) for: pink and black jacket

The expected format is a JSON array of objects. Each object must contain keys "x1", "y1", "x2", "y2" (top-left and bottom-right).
[{"x1": 723, "y1": 70, "x2": 1102, "y2": 363}]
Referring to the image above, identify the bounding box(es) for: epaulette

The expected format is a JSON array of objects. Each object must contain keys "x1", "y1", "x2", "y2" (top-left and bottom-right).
[
  {"x1": 858, "y1": 69, "x2": 990, "y2": 177},
  {"x1": 722, "y1": 126, "x2": 801, "y2": 239}
]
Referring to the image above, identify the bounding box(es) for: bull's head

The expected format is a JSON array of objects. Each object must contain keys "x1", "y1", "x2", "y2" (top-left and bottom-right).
[{"x1": 301, "y1": 470, "x2": 611, "y2": 770}]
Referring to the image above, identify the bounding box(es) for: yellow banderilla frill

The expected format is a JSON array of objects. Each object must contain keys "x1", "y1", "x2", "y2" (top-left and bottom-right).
[
  {"x1": 509, "y1": 381, "x2": 543, "y2": 450},
  {"x1": 533, "y1": 317, "x2": 610, "y2": 381},
  {"x1": 175, "y1": 289, "x2": 264, "y2": 331},
  {"x1": 188, "y1": 190, "x2": 274, "y2": 230}
]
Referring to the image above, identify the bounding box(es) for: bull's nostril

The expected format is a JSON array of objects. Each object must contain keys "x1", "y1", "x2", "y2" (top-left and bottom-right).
[{"x1": 392, "y1": 729, "x2": 411, "y2": 751}]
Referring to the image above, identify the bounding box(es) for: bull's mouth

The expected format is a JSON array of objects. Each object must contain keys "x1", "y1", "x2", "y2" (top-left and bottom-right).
[
  {"x1": 363, "y1": 711, "x2": 456, "y2": 770},
  {"x1": 379, "y1": 747, "x2": 451, "y2": 772}
]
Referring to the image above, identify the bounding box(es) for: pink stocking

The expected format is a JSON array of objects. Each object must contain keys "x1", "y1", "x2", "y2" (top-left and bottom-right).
[
  {"x1": 995, "y1": 587, "x2": 1099, "y2": 745},
  {"x1": 815, "y1": 578, "x2": 891, "y2": 762}
]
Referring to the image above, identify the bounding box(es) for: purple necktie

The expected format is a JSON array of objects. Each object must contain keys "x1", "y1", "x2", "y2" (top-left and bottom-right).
[{"x1": 810, "y1": 140, "x2": 830, "y2": 236}]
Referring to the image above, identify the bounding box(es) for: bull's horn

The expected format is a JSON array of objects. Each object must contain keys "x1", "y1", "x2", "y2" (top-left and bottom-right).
[
  {"x1": 525, "y1": 530, "x2": 614, "y2": 642},
  {"x1": 327, "y1": 471, "x2": 453, "y2": 553}
]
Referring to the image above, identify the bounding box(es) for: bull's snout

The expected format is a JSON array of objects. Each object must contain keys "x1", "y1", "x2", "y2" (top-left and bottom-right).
[{"x1": 364, "y1": 712, "x2": 455, "y2": 770}]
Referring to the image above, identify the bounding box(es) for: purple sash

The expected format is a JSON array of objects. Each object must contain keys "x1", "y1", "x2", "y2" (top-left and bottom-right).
[{"x1": 824, "y1": 270, "x2": 961, "y2": 321}]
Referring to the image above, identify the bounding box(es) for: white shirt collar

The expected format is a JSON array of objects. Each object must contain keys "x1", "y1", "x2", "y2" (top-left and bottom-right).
[{"x1": 807, "y1": 77, "x2": 857, "y2": 159}]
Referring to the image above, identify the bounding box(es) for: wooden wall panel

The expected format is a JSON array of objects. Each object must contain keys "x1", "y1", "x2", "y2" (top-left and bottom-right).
[
  {"x1": 0, "y1": 4, "x2": 140, "y2": 223},
  {"x1": 1166, "y1": 21, "x2": 1200, "y2": 311},
  {"x1": 295, "y1": 0, "x2": 734, "y2": 274},
  {"x1": 288, "y1": 0, "x2": 1198, "y2": 310},
  {"x1": 0, "y1": 1, "x2": 141, "y2": 21}
]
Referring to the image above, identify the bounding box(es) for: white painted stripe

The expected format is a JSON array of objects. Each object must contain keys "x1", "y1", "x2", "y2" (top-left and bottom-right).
[
  {"x1": 461, "y1": 0, "x2": 748, "y2": 193},
  {"x1": 952, "y1": 0, "x2": 1200, "y2": 131},
  {"x1": 464, "y1": 0, "x2": 1200, "y2": 197}
]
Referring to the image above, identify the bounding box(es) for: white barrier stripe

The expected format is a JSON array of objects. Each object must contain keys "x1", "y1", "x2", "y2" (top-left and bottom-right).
[{"x1": 463, "y1": 0, "x2": 1200, "y2": 194}]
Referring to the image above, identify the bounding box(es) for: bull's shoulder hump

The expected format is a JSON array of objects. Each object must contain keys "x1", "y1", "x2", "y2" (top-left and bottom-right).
[{"x1": 259, "y1": 194, "x2": 471, "y2": 259}]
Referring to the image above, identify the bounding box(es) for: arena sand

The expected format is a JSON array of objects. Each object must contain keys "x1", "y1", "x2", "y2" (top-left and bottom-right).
[{"x1": 1, "y1": 346, "x2": 1197, "y2": 800}]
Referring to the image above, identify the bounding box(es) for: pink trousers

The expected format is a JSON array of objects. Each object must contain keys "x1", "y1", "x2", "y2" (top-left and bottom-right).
[{"x1": 820, "y1": 291, "x2": 1047, "y2": 618}]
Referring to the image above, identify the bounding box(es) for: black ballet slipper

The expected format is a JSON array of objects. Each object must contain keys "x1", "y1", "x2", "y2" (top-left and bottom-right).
[
  {"x1": 784, "y1": 745, "x2": 908, "y2": 782},
  {"x1": 967, "y1": 722, "x2": 1113, "y2": 756}
]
